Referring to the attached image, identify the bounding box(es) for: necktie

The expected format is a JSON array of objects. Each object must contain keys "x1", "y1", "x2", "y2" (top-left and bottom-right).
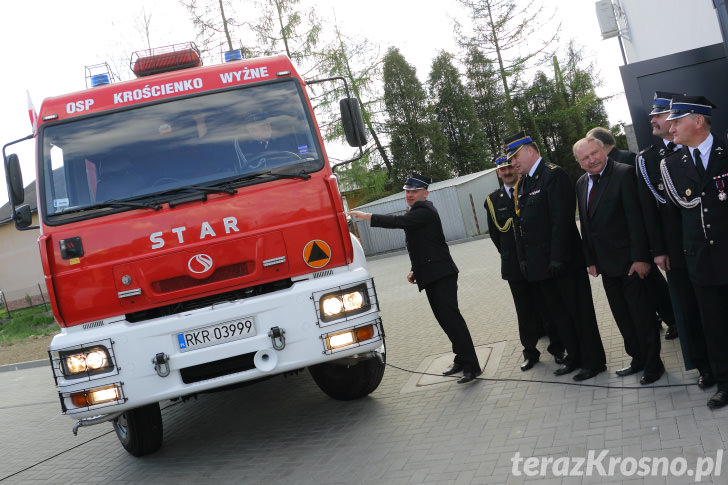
[
  {"x1": 666, "y1": 141, "x2": 676, "y2": 151},
  {"x1": 508, "y1": 186, "x2": 514, "y2": 199},
  {"x1": 694, "y1": 148, "x2": 705, "y2": 178},
  {"x1": 587, "y1": 174, "x2": 600, "y2": 217}
]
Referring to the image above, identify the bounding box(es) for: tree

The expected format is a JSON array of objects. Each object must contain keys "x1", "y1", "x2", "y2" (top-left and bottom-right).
[
  {"x1": 428, "y1": 52, "x2": 491, "y2": 175},
  {"x1": 465, "y1": 46, "x2": 509, "y2": 158},
  {"x1": 382, "y1": 48, "x2": 449, "y2": 183},
  {"x1": 455, "y1": 0, "x2": 560, "y2": 133},
  {"x1": 315, "y1": 25, "x2": 392, "y2": 175},
  {"x1": 247, "y1": 0, "x2": 322, "y2": 70},
  {"x1": 179, "y1": 0, "x2": 243, "y2": 59},
  {"x1": 515, "y1": 41, "x2": 611, "y2": 181}
]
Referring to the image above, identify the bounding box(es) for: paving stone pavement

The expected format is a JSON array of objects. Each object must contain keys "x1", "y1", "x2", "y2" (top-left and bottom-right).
[{"x1": 1, "y1": 237, "x2": 726, "y2": 484}]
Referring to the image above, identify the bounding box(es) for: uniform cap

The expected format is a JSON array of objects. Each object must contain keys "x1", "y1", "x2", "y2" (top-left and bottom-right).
[
  {"x1": 503, "y1": 131, "x2": 533, "y2": 159},
  {"x1": 402, "y1": 172, "x2": 431, "y2": 190},
  {"x1": 649, "y1": 91, "x2": 683, "y2": 116},
  {"x1": 494, "y1": 154, "x2": 511, "y2": 168},
  {"x1": 666, "y1": 95, "x2": 716, "y2": 120}
]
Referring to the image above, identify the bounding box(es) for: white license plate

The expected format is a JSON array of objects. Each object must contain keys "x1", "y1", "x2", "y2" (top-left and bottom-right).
[{"x1": 177, "y1": 317, "x2": 256, "y2": 352}]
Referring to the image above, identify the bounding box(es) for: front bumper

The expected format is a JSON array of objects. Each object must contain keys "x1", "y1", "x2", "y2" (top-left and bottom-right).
[{"x1": 49, "y1": 267, "x2": 383, "y2": 419}]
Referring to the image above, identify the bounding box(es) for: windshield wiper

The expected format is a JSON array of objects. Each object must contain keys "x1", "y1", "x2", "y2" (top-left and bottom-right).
[
  {"x1": 56, "y1": 199, "x2": 162, "y2": 215},
  {"x1": 234, "y1": 169, "x2": 311, "y2": 184}
]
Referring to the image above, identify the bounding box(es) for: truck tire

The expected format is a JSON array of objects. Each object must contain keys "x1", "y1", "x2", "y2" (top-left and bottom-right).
[
  {"x1": 309, "y1": 346, "x2": 386, "y2": 401},
  {"x1": 113, "y1": 402, "x2": 163, "y2": 457}
]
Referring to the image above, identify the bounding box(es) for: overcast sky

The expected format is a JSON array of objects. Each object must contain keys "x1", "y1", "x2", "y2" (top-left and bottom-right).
[{"x1": 0, "y1": 0, "x2": 627, "y2": 206}]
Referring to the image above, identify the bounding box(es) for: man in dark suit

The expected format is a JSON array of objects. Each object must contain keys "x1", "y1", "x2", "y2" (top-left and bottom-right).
[
  {"x1": 635, "y1": 91, "x2": 713, "y2": 388},
  {"x1": 485, "y1": 155, "x2": 566, "y2": 371},
  {"x1": 507, "y1": 131, "x2": 607, "y2": 381},
  {"x1": 587, "y1": 126, "x2": 678, "y2": 340},
  {"x1": 574, "y1": 137, "x2": 664, "y2": 385},
  {"x1": 661, "y1": 95, "x2": 728, "y2": 409},
  {"x1": 350, "y1": 173, "x2": 481, "y2": 384}
]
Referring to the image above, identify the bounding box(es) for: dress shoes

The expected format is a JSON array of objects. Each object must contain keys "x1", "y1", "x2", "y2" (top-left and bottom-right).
[
  {"x1": 457, "y1": 370, "x2": 481, "y2": 384},
  {"x1": 573, "y1": 365, "x2": 606, "y2": 382},
  {"x1": 520, "y1": 356, "x2": 538, "y2": 372},
  {"x1": 553, "y1": 351, "x2": 566, "y2": 365},
  {"x1": 615, "y1": 365, "x2": 642, "y2": 377},
  {"x1": 698, "y1": 373, "x2": 716, "y2": 389},
  {"x1": 639, "y1": 367, "x2": 665, "y2": 385},
  {"x1": 553, "y1": 364, "x2": 577, "y2": 376},
  {"x1": 664, "y1": 325, "x2": 678, "y2": 340},
  {"x1": 707, "y1": 390, "x2": 728, "y2": 409},
  {"x1": 442, "y1": 363, "x2": 463, "y2": 376}
]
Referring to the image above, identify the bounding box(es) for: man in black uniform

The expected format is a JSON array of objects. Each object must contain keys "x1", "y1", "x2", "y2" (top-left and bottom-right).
[
  {"x1": 350, "y1": 173, "x2": 481, "y2": 384},
  {"x1": 507, "y1": 131, "x2": 607, "y2": 381},
  {"x1": 661, "y1": 95, "x2": 728, "y2": 409},
  {"x1": 587, "y1": 126, "x2": 678, "y2": 340},
  {"x1": 635, "y1": 91, "x2": 713, "y2": 387},
  {"x1": 574, "y1": 137, "x2": 664, "y2": 385},
  {"x1": 485, "y1": 155, "x2": 565, "y2": 371}
]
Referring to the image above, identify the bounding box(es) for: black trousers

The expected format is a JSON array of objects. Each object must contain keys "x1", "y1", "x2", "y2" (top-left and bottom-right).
[
  {"x1": 602, "y1": 273, "x2": 663, "y2": 377},
  {"x1": 536, "y1": 268, "x2": 606, "y2": 372},
  {"x1": 692, "y1": 284, "x2": 728, "y2": 391},
  {"x1": 666, "y1": 267, "x2": 710, "y2": 373},
  {"x1": 424, "y1": 275, "x2": 480, "y2": 374},
  {"x1": 507, "y1": 279, "x2": 564, "y2": 360},
  {"x1": 645, "y1": 266, "x2": 676, "y2": 326}
]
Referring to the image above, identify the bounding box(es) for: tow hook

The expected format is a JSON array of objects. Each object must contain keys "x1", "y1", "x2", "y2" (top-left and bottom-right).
[
  {"x1": 153, "y1": 352, "x2": 170, "y2": 377},
  {"x1": 268, "y1": 326, "x2": 286, "y2": 350}
]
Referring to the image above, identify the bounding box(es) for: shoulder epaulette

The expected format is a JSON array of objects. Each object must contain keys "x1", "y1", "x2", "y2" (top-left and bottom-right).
[
  {"x1": 639, "y1": 144, "x2": 655, "y2": 156},
  {"x1": 545, "y1": 162, "x2": 558, "y2": 170}
]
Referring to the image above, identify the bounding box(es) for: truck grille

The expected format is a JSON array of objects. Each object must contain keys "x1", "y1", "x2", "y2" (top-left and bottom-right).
[
  {"x1": 151, "y1": 262, "x2": 254, "y2": 293},
  {"x1": 180, "y1": 352, "x2": 256, "y2": 383},
  {"x1": 125, "y1": 278, "x2": 293, "y2": 323}
]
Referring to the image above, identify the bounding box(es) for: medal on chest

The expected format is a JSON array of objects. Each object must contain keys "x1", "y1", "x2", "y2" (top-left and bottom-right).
[{"x1": 714, "y1": 173, "x2": 728, "y2": 201}]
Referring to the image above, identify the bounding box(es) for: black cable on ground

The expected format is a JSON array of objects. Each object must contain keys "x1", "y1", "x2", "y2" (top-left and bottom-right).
[
  {"x1": 385, "y1": 362, "x2": 699, "y2": 390},
  {"x1": 0, "y1": 400, "x2": 183, "y2": 482}
]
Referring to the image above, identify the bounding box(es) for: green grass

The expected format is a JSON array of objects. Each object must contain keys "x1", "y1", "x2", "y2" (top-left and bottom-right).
[{"x1": 0, "y1": 305, "x2": 58, "y2": 345}]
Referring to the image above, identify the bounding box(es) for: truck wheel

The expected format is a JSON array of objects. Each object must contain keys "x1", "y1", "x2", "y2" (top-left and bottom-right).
[
  {"x1": 309, "y1": 346, "x2": 386, "y2": 401},
  {"x1": 113, "y1": 403, "x2": 163, "y2": 457}
]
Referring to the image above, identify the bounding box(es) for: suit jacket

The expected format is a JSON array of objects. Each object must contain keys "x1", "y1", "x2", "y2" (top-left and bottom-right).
[
  {"x1": 662, "y1": 136, "x2": 728, "y2": 285},
  {"x1": 576, "y1": 158, "x2": 650, "y2": 277},
  {"x1": 635, "y1": 141, "x2": 686, "y2": 268},
  {"x1": 608, "y1": 146, "x2": 636, "y2": 166},
  {"x1": 371, "y1": 200, "x2": 458, "y2": 291},
  {"x1": 514, "y1": 159, "x2": 585, "y2": 282},
  {"x1": 485, "y1": 186, "x2": 522, "y2": 281}
]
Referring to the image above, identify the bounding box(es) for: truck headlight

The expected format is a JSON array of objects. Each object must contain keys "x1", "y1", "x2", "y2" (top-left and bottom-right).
[
  {"x1": 319, "y1": 283, "x2": 370, "y2": 322},
  {"x1": 60, "y1": 346, "x2": 113, "y2": 377}
]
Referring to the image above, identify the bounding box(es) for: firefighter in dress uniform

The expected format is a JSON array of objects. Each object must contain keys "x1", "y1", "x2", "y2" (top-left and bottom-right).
[
  {"x1": 485, "y1": 154, "x2": 566, "y2": 371},
  {"x1": 660, "y1": 95, "x2": 728, "y2": 409}
]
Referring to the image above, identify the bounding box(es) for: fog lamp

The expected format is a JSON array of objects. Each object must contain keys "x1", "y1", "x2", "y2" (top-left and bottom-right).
[
  {"x1": 328, "y1": 331, "x2": 355, "y2": 349},
  {"x1": 324, "y1": 323, "x2": 376, "y2": 351},
  {"x1": 70, "y1": 384, "x2": 122, "y2": 408}
]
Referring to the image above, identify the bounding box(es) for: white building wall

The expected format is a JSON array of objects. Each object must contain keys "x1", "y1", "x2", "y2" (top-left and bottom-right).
[{"x1": 618, "y1": 0, "x2": 722, "y2": 63}]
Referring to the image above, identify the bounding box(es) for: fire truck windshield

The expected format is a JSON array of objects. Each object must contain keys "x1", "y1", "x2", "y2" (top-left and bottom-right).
[{"x1": 40, "y1": 80, "x2": 322, "y2": 222}]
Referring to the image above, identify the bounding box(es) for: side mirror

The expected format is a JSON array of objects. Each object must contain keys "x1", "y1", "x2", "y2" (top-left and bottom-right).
[
  {"x1": 5, "y1": 153, "x2": 25, "y2": 205},
  {"x1": 14, "y1": 204, "x2": 33, "y2": 229},
  {"x1": 340, "y1": 98, "x2": 367, "y2": 148}
]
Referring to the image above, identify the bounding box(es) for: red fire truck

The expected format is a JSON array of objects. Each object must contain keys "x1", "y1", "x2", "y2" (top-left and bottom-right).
[{"x1": 2, "y1": 43, "x2": 385, "y2": 456}]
